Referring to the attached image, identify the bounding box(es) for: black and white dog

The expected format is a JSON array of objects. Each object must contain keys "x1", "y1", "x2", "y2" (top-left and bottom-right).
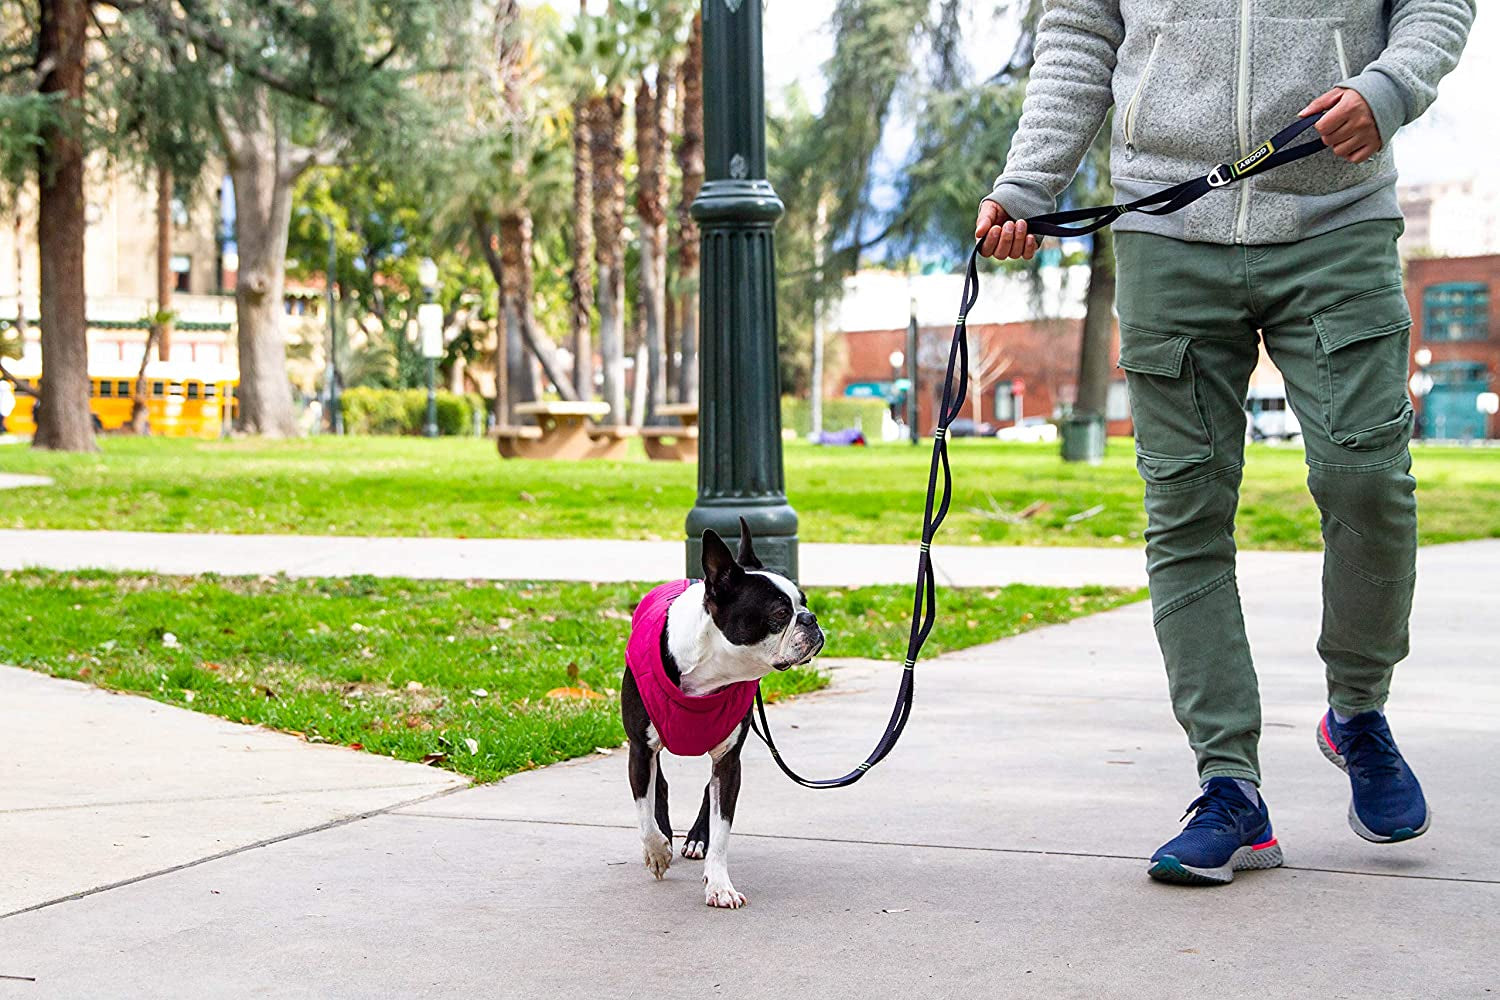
[{"x1": 621, "y1": 521, "x2": 824, "y2": 908}]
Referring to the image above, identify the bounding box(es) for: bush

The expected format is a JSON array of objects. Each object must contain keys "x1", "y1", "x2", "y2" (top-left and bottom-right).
[
  {"x1": 341, "y1": 387, "x2": 486, "y2": 436},
  {"x1": 781, "y1": 396, "x2": 890, "y2": 437}
]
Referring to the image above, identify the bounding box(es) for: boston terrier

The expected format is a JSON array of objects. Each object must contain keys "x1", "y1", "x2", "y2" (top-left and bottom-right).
[{"x1": 620, "y1": 519, "x2": 824, "y2": 908}]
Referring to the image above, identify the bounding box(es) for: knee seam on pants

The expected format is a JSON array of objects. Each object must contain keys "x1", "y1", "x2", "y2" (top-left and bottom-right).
[
  {"x1": 1153, "y1": 568, "x2": 1237, "y2": 625},
  {"x1": 1306, "y1": 450, "x2": 1410, "y2": 475},
  {"x1": 1143, "y1": 462, "x2": 1243, "y2": 494},
  {"x1": 1325, "y1": 542, "x2": 1417, "y2": 588}
]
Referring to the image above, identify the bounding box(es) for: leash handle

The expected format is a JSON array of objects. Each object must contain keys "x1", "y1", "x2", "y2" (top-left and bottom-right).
[
  {"x1": 749, "y1": 246, "x2": 982, "y2": 789},
  {"x1": 1023, "y1": 113, "x2": 1328, "y2": 238}
]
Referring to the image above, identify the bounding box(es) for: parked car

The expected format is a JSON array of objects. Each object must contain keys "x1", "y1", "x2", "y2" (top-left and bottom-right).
[
  {"x1": 1245, "y1": 386, "x2": 1301, "y2": 442},
  {"x1": 946, "y1": 418, "x2": 997, "y2": 438},
  {"x1": 994, "y1": 417, "x2": 1058, "y2": 443}
]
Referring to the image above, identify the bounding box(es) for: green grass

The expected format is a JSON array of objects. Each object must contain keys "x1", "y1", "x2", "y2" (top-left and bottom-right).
[
  {"x1": 2, "y1": 435, "x2": 1497, "y2": 549},
  {"x1": 0, "y1": 570, "x2": 1140, "y2": 782}
]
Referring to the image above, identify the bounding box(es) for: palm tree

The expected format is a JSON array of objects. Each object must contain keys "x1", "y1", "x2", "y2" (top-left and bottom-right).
[
  {"x1": 673, "y1": 10, "x2": 703, "y2": 405},
  {"x1": 590, "y1": 84, "x2": 626, "y2": 424},
  {"x1": 568, "y1": 0, "x2": 595, "y2": 400}
]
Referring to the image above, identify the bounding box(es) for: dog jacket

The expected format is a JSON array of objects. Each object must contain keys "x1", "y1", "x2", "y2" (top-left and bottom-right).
[{"x1": 626, "y1": 579, "x2": 759, "y2": 757}]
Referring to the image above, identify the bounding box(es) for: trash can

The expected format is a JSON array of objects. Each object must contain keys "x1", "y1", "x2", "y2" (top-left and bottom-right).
[{"x1": 1060, "y1": 412, "x2": 1106, "y2": 464}]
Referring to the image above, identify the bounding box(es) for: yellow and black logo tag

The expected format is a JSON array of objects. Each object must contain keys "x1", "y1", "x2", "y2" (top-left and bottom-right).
[{"x1": 1233, "y1": 141, "x2": 1275, "y2": 177}]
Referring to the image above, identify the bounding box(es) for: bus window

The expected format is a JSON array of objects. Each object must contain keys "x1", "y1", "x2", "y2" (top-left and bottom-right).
[
  {"x1": 204, "y1": 384, "x2": 218, "y2": 399},
  {"x1": 151, "y1": 381, "x2": 165, "y2": 396},
  {"x1": 99, "y1": 380, "x2": 113, "y2": 398},
  {"x1": 186, "y1": 382, "x2": 201, "y2": 400},
  {"x1": 117, "y1": 380, "x2": 132, "y2": 397},
  {"x1": 168, "y1": 382, "x2": 184, "y2": 396}
]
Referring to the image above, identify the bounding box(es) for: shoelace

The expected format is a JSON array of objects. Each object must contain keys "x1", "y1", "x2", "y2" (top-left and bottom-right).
[
  {"x1": 1339, "y1": 723, "x2": 1405, "y2": 780},
  {"x1": 1179, "y1": 788, "x2": 1247, "y2": 831}
]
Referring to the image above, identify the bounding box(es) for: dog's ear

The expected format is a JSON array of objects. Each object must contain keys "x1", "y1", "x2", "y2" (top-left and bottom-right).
[
  {"x1": 701, "y1": 529, "x2": 741, "y2": 593},
  {"x1": 736, "y1": 516, "x2": 763, "y2": 570}
]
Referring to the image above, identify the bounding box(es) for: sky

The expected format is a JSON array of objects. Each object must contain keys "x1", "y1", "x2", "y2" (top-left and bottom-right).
[{"x1": 543, "y1": 0, "x2": 1495, "y2": 188}]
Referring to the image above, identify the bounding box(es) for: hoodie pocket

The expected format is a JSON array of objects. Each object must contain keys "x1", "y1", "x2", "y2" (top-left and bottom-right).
[{"x1": 1123, "y1": 34, "x2": 1162, "y2": 151}]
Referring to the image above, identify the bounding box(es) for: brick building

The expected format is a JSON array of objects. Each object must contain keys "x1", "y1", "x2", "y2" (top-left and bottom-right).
[
  {"x1": 1404, "y1": 254, "x2": 1499, "y2": 441},
  {"x1": 831, "y1": 266, "x2": 1131, "y2": 437}
]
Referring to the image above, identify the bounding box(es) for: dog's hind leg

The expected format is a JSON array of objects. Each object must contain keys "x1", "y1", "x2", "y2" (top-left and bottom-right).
[{"x1": 682, "y1": 786, "x2": 710, "y2": 860}]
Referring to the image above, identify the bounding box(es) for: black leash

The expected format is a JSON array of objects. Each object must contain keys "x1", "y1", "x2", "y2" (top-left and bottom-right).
[{"x1": 748, "y1": 114, "x2": 1330, "y2": 789}]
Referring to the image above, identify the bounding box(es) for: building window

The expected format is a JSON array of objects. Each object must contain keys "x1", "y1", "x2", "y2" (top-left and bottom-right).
[
  {"x1": 1106, "y1": 381, "x2": 1130, "y2": 421},
  {"x1": 171, "y1": 254, "x2": 192, "y2": 293},
  {"x1": 1423, "y1": 282, "x2": 1488, "y2": 342},
  {"x1": 993, "y1": 384, "x2": 1015, "y2": 422}
]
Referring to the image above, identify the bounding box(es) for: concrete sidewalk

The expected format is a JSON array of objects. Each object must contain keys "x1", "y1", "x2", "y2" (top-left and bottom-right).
[
  {"x1": 0, "y1": 527, "x2": 1322, "y2": 588},
  {"x1": 1, "y1": 542, "x2": 1496, "y2": 997}
]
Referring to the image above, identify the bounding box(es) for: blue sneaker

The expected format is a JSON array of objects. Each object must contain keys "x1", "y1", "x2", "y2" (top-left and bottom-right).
[
  {"x1": 1318, "y1": 710, "x2": 1431, "y2": 843},
  {"x1": 1148, "y1": 777, "x2": 1284, "y2": 886}
]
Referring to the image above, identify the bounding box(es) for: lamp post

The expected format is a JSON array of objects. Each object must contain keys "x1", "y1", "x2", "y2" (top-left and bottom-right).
[
  {"x1": 320, "y1": 213, "x2": 342, "y2": 435},
  {"x1": 684, "y1": 0, "x2": 798, "y2": 578},
  {"x1": 418, "y1": 256, "x2": 442, "y2": 439}
]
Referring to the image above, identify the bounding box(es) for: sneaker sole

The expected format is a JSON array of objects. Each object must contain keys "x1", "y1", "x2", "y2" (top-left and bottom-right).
[
  {"x1": 1148, "y1": 841, "x2": 1284, "y2": 887},
  {"x1": 1317, "y1": 719, "x2": 1432, "y2": 844}
]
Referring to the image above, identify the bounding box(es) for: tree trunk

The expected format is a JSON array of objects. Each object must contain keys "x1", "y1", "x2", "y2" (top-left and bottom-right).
[
  {"x1": 155, "y1": 164, "x2": 174, "y2": 361},
  {"x1": 226, "y1": 95, "x2": 300, "y2": 437},
  {"x1": 33, "y1": 0, "x2": 94, "y2": 452},
  {"x1": 635, "y1": 70, "x2": 671, "y2": 423},
  {"x1": 493, "y1": 287, "x2": 509, "y2": 428},
  {"x1": 591, "y1": 88, "x2": 626, "y2": 424},
  {"x1": 571, "y1": 91, "x2": 596, "y2": 400},
  {"x1": 1075, "y1": 228, "x2": 1116, "y2": 418},
  {"x1": 476, "y1": 212, "x2": 575, "y2": 401},
  {"x1": 674, "y1": 11, "x2": 704, "y2": 406},
  {"x1": 497, "y1": 216, "x2": 541, "y2": 417}
]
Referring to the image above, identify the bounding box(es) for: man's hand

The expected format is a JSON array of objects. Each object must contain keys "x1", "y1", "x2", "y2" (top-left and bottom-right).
[
  {"x1": 975, "y1": 200, "x2": 1039, "y2": 261},
  {"x1": 1301, "y1": 87, "x2": 1382, "y2": 164}
]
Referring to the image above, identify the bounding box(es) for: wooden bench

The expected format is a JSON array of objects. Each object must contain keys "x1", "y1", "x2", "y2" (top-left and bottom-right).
[
  {"x1": 493, "y1": 425, "x2": 543, "y2": 459},
  {"x1": 587, "y1": 424, "x2": 638, "y2": 460},
  {"x1": 496, "y1": 401, "x2": 614, "y2": 460},
  {"x1": 640, "y1": 424, "x2": 698, "y2": 462}
]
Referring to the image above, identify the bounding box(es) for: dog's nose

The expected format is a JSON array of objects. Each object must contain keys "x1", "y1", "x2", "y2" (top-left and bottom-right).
[{"x1": 796, "y1": 611, "x2": 817, "y2": 628}]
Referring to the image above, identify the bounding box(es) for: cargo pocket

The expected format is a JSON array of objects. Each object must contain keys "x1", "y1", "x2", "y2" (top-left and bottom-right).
[
  {"x1": 1118, "y1": 327, "x2": 1213, "y2": 482},
  {"x1": 1312, "y1": 284, "x2": 1414, "y2": 452}
]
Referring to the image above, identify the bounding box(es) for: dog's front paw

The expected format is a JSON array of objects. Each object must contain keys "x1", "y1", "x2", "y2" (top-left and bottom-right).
[
  {"x1": 704, "y1": 879, "x2": 747, "y2": 909},
  {"x1": 681, "y1": 837, "x2": 706, "y2": 860},
  {"x1": 642, "y1": 836, "x2": 672, "y2": 880}
]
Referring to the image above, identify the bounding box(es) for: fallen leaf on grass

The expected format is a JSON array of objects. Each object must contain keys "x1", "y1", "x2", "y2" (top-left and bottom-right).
[
  {"x1": 419, "y1": 752, "x2": 447, "y2": 766},
  {"x1": 546, "y1": 687, "x2": 605, "y2": 701},
  {"x1": 348, "y1": 743, "x2": 364, "y2": 751},
  {"x1": 464, "y1": 738, "x2": 480, "y2": 755}
]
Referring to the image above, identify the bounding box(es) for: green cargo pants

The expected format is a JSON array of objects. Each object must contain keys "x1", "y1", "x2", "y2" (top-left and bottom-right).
[{"x1": 1114, "y1": 219, "x2": 1418, "y2": 785}]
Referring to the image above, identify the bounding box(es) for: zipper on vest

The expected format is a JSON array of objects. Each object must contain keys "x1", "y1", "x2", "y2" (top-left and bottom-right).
[
  {"x1": 1333, "y1": 26, "x2": 1350, "y2": 78},
  {"x1": 1233, "y1": 0, "x2": 1253, "y2": 244},
  {"x1": 1124, "y1": 34, "x2": 1161, "y2": 152}
]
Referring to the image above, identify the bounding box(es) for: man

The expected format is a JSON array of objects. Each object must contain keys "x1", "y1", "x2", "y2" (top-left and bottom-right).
[{"x1": 977, "y1": 0, "x2": 1473, "y2": 885}]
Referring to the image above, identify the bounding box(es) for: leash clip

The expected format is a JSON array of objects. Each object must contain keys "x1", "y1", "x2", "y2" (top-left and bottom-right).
[{"x1": 1206, "y1": 164, "x2": 1234, "y2": 188}]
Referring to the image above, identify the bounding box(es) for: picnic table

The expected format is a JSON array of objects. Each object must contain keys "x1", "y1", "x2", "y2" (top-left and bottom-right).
[
  {"x1": 496, "y1": 401, "x2": 614, "y2": 460},
  {"x1": 641, "y1": 403, "x2": 699, "y2": 462}
]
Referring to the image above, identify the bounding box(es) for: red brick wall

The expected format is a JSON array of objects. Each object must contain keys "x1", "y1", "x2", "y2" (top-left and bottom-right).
[
  {"x1": 1405, "y1": 255, "x2": 1500, "y2": 439},
  {"x1": 838, "y1": 318, "x2": 1132, "y2": 436}
]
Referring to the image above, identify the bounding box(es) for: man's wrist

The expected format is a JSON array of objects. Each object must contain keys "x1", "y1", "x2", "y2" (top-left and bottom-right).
[
  {"x1": 1336, "y1": 71, "x2": 1409, "y2": 146},
  {"x1": 985, "y1": 178, "x2": 1055, "y2": 224}
]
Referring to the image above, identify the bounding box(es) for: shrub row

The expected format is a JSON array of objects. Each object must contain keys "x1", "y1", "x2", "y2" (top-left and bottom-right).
[
  {"x1": 780, "y1": 395, "x2": 891, "y2": 437},
  {"x1": 340, "y1": 387, "x2": 487, "y2": 436}
]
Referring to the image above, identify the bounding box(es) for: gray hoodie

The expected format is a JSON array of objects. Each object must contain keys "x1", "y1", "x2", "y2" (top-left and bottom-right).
[{"x1": 985, "y1": 0, "x2": 1475, "y2": 245}]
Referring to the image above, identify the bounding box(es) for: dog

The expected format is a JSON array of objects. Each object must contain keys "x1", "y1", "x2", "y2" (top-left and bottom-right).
[{"x1": 620, "y1": 519, "x2": 825, "y2": 908}]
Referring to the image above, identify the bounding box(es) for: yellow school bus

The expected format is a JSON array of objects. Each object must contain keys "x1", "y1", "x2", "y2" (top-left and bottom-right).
[{"x1": 6, "y1": 362, "x2": 238, "y2": 439}]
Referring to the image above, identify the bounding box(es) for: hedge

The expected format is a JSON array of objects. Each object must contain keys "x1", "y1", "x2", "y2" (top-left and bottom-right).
[
  {"x1": 341, "y1": 387, "x2": 487, "y2": 436},
  {"x1": 780, "y1": 396, "x2": 890, "y2": 437}
]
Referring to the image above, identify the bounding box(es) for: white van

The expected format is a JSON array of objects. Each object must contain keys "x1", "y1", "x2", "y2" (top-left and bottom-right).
[{"x1": 1245, "y1": 386, "x2": 1301, "y2": 442}]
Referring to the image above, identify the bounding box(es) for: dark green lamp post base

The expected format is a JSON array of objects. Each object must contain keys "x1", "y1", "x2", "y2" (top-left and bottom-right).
[{"x1": 685, "y1": 500, "x2": 799, "y2": 581}]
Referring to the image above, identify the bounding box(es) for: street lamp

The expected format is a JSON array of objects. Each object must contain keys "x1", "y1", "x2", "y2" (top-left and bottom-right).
[
  {"x1": 684, "y1": 0, "x2": 799, "y2": 578},
  {"x1": 888, "y1": 350, "x2": 905, "y2": 381},
  {"x1": 417, "y1": 257, "x2": 442, "y2": 439}
]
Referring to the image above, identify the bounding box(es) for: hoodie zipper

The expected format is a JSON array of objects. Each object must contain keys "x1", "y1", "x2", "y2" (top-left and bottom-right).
[
  {"x1": 1124, "y1": 34, "x2": 1161, "y2": 151},
  {"x1": 1233, "y1": 0, "x2": 1253, "y2": 243},
  {"x1": 1333, "y1": 27, "x2": 1350, "y2": 78}
]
